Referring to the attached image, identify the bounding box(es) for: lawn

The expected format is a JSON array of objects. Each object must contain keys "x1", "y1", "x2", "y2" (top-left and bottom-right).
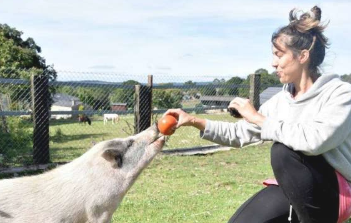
[
  {"x1": 48, "y1": 111, "x2": 237, "y2": 162},
  {"x1": 111, "y1": 142, "x2": 274, "y2": 223},
  {"x1": 5, "y1": 111, "x2": 351, "y2": 222},
  {"x1": 48, "y1": 112, "x2": 277, "y2": 222}
]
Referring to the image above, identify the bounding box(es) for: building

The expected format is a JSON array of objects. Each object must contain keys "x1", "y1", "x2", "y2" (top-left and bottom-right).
[
  {"x1": 199, "y1": 87, "x2": 282, "y2": 109},
  {"x1": 111, "y1": 103, "x2": 127, "y2": 111},
  {"x1": 199, "y1": 96, "x2": 234, "y2": 107},
  {"x1": 51, "y1": 93, "x2": 82, "y2": 119},
  {"x1": 259, "y1": 87, "x2": 282, "y2": 105}
]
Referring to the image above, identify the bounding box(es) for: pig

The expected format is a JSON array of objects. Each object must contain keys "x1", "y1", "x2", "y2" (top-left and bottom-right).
[{"x1": 0, "y1": 124, "x2": 165, "y2": 223}]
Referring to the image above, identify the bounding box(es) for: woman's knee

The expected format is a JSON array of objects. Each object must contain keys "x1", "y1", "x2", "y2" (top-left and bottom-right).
[{"x1": 270, "y1": 142, "x2": 299, "y2": 175}]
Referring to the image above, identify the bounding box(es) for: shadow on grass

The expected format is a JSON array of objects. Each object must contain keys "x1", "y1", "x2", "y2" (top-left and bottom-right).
[
  {"x1": 50, "y1": 133, "x2": 106, "y2": 143},
  {"x1": 49, "y1": 118, "x2": 102, "y2": 127},
  {"x1": 50, "y1": 146, "x2": 87, "y2": 161},
  {"x1": 50, "y1": 133, "x2": 114, "y2": 162}
]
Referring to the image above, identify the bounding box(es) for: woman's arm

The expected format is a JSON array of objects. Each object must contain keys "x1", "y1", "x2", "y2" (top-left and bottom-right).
[
  {"x1": 163, "y1": 108, "x2": 206, "y2": 131},
  {"x1": 164, "y1": 107, "x2": 263, "y2": 148}
]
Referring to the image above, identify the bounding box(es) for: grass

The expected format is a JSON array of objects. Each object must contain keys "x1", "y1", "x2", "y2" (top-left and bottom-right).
[
  {"x1": 112, "y1": 143, "x2": 274, "y2": 223},
  {"x1": 47, "y1": 112, "x2": 277, "y2": 222},
  {"x1": 48, "y1": 111, "x2": 238, "y2": 162},
  {"x1": 6, "y1": 111, "x2": 351, "y2": 222},
  {"x1": 111, "y1": 144, "x2": 351, "y2": 223}
]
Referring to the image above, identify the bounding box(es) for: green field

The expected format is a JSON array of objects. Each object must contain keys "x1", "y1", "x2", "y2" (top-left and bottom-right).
[
  {"x1": 4, "y1": 112, "x2": 350, "y2": 222},
  {"x1": 49, "y1": 112, "x2": 237, "y2": 162},
  {"x1": 111, "y1": 142, "x2": 274, "y2": 223}
]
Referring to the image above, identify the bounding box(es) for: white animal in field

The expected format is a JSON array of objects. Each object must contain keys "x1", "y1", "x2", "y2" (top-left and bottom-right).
[
  {"x1": 0, "y1": 124, "x2": 165, "y2": 223},
  {"x1": 103, "y1": 113, "x2": 119, "y2": 125}
]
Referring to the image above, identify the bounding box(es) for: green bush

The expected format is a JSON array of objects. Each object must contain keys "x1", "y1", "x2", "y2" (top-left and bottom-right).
[
  {"x1": 0, "y1": 117, "x2": 33, "y2": 167},
  {"x1": 195, "y1": 103, "x2": 205, "y2": 114},
  {"x1": 52, "y1": 127, "x2": 65, "y2": 142}
]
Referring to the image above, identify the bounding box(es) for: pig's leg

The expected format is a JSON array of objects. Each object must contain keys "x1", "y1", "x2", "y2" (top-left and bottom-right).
[{"x1": 87, "y1": 210, "x2": 113, "y2": 223}]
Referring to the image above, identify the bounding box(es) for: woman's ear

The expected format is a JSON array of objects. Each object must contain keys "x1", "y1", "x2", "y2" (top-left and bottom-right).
[{"x1": 299, "y1": 49, "x2": 310, "y2": 64}]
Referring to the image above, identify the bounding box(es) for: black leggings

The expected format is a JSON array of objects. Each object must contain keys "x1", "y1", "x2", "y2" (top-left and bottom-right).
[{"x1": 228, "y1": 142, "x2": 339, "y2": 223}]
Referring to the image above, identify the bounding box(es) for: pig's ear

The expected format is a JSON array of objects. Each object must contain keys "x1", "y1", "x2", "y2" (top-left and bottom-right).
[{"x1": 102, "y1": 149, "x2": 123, "y2": 168}]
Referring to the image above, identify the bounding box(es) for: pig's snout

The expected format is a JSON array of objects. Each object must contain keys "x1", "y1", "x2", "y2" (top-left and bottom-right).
[{"x1": 148, "y1": 122, "x2": 161, "y2": 138}]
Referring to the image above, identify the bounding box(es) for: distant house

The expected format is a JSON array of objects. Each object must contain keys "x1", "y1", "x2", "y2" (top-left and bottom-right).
[
  {"x1": 199, "y1": 96, "x2": 234, "y2": 107},
  {"x1": 199, "y1": 87, "x2": 282, "y2": 109},
  {"x1": 51, "y1": 93, "x2": 82, "y2": 119},
  {"x1": 111, "y1": 103, "x2": 127, "y2": 111},
  {"x1": 259, "y1": 87, "x2": 282, "y2": 105}
]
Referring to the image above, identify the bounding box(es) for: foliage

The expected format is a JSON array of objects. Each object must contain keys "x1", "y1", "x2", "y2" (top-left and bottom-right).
[
  {"x1": 52, "y1": 128, "x2": 65, "y2": 142},
  {"x1": 256, "y1": 69, "x2": 281, "y2": 87},
  {"x1": 184, "y1": 80, "x2": 196, "y2": 87},
  {"x1": 57, "y1": 86, "x2": 111, "y2": 110},
  {"x1": 0, "y1": 23, "x2": 57, "y2": 103},
  {"x1": 110, "y1": 80, "x2": 140, "y2": 109},
  {"x1": 78, "y1": 104, "x2": 85, "y2": 119},
  {"x1": 200, "y1": 84, "x2": 217, "y2": 96},
  {"x1": 226, "y1": 76, "x2": 244, "y2": 96},
  {"x1": 341, "y1": 74, "x2": 351, "y2": 83},
  {"x1": 0, "y1": 24, "x2": 43, "y2": 69},
  {"x1": 0, "y1": 23, "x2": 57, "y2": 163},
  {"x1": 194, "y1": 103, "x2": 205, "y2": 114},
  {"x1": 77, "y1": 87, "x2": 110, "y2": 110},
  {"x1": 0, "y1": 118, "x2": 33, "y2": 167},
  {"x1": 238, "y1": 68, "x2": 281, "y2": 98},
  {"x1": 153, "y1": 89, "x2": 183, "y2": 109}
]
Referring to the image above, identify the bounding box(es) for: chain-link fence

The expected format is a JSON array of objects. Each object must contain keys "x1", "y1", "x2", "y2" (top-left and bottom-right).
[{"x1": 0, "y1": 68, "x2": 280, "y2": 169}]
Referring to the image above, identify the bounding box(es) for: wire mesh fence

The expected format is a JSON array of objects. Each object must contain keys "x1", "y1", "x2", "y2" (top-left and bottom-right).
[{"x1": 0, "y1": 68, "x2": 280, "y2": 169}]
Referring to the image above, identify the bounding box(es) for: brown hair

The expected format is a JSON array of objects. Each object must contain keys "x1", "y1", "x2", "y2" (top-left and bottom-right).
[{"x1": 272, "y1": 6, "x2": 329, "y2": 74}]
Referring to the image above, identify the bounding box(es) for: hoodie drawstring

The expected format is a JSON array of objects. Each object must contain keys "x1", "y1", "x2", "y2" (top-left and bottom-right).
[{"x1": 288, "y1": 204, "x2": 293, "y2": 222}]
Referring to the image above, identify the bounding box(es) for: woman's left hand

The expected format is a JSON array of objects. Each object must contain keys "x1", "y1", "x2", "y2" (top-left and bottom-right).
[{"x1": 228, "y1": 97, "x2": 266, "y2": 126}]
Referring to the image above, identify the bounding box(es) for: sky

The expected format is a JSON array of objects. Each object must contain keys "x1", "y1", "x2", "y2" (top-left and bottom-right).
[{"x1": 0, "y1": 0, "x2": 350, "y2": 82}]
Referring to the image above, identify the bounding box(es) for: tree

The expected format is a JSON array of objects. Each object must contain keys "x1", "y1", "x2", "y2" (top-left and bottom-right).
[
  {"x1": 153, "y1": 89, "x2": 183, "y2": 109},
  {"x1": 183, "y1": 80, "x2": 198, "y2": 99},
  {"x1": 255, "y1": 68, "x2": 281, "y2": 87},
  {"x1": 226, "y1": 76, "x2": 244, "y2": 96},
  {"x1": 341, "y1": 74, "x2": 351, "y2": 83},
  {"x1": 0, "y1": 23, "x2": 57, "y2": 165},
  {"x1": 0, "y1": 24, "x2": 56, "y2": 75},
  {"x1": 200, "y1": 84, "x2": 217, "y2": 96},
  {"x1": 184, "y1": 80, "x2": 196, "y2": 87},
  {"x1": 76, "y1": 87, "x2": 110, "y2": 110},
  {"x1": 0, "y1": 23, "x2": 57, "y2": 107},
  {"x1": 110, "y1": 80, "x2": 140, "y2": 109}
]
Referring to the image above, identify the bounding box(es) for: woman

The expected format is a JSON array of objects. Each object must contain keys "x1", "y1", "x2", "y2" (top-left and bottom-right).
[{"x1": 164, "y1": 6, "x2": 351, "y2": 223}]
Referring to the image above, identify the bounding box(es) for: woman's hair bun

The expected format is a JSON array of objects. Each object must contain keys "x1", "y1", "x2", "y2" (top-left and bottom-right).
[
  {"x1": 311, "y1": 6, "x2": 322, "y2": 21},
  {"x1": 288, "y1": 5, "x2": 326, "y2": 33}
]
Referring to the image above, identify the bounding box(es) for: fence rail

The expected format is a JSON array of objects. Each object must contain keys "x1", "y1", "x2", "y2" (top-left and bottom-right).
[{"x1": 0, "y1": 69, "x2": 272, "y2": 170}]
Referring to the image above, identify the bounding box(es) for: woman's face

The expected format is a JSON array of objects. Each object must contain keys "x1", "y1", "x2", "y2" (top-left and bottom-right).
[{"x1": 271, "y1": 36, "x2": 303, "y2": 84}]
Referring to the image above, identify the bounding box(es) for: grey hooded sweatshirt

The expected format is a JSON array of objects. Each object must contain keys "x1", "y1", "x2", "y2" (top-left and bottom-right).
[{"x1": 201, "y1": 74, "x2": 351, "y2": 182}]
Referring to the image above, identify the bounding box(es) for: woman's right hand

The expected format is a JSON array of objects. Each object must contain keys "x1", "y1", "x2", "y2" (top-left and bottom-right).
[
  {"x1": 163, "y1": 108, "x2": 194, "y2": 128},
  {"x1": 163, "y1": 109, "x2": 206, "y2": 131}
]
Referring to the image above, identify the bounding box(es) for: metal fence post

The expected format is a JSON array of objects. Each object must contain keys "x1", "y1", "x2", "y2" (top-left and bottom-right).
[
  {"x1": 249, "y1": 73, "x2": 261, "y2": 110},
  {"x1": 31, "y1": 73, "x2": 50, "y2": 164},
  {"x1": 134, "y1": 75, "x2": 153, "y2": 134}
]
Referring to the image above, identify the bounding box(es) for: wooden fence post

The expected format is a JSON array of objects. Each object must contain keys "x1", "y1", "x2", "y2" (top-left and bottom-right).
[
  {"x1": 31, "y1": 73, "x2": 50, "y2": 164},
  {"x1": 0, "y1": 97, "x2": 9, "y2": 134},
  {"x1": 249, "y1": 73, "x2": 261, "y2": 110},
  {"x1": 134, "y1": 75, "x2": 153, "y2": 134}
]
